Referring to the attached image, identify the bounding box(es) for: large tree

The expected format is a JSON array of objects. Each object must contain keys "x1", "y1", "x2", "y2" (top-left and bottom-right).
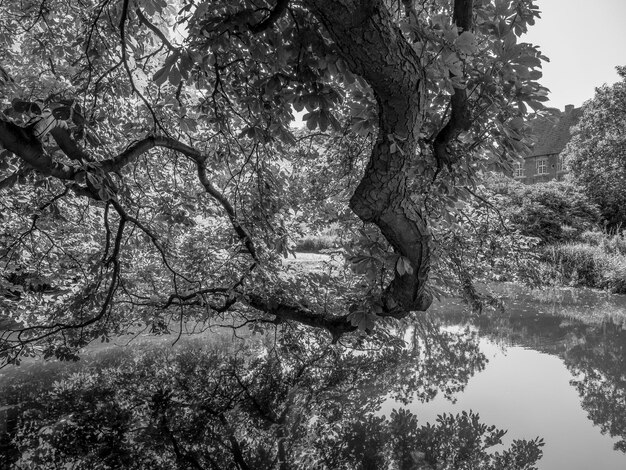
[
  {"x1": 565, "y1": 66, "x2": 626, "y2": 227},
  {"x1": 0, "y1": 0, "x2": 548, "y2": 363}
]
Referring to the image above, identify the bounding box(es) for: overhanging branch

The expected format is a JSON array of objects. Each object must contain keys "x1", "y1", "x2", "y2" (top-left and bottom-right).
[
  {"x1": 246, "y1": 293, "x2": 356, "y2": 341},
  {"x1": 432, "y1": 0, "x2": 474, "y2": 168}
]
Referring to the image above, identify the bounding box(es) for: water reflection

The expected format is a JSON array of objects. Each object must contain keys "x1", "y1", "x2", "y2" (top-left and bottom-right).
[
  {"x1": 0, "y1": 319, "x2": 545, "y2": 469},
  {"x1": 429, "y1": 285, "x2": 626, "y2": 462}
]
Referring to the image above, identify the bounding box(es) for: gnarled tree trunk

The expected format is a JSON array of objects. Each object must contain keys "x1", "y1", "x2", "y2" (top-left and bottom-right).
[{"x1": 304, "y1": 0, "x2": 435, "y2": 312}]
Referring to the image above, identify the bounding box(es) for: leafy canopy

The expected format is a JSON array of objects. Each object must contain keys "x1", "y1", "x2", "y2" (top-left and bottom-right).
[
  {"x1": 0, "y1": 0, "x2": 549, "y2": 363},
  {"x1": 565, "y1": 66, "x2": 626, "y2": 228}
]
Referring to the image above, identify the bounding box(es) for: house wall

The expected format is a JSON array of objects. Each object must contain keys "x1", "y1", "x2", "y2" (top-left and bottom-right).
[{"x1": 513, "y1": 153, "x2": 567, "y2": 184}]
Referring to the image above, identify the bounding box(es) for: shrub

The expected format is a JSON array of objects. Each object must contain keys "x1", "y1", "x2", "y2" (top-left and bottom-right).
[{"x1": 486, "y1": 176, "x2": 601, "y2": 243}]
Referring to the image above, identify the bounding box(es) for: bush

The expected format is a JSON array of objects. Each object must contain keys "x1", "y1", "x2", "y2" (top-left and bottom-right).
[
  {"x1": 579, "y1": 230, "x2": 626, "y2": 256},
  {"x1": 552, "y1": 243, "x2": 606, "y2": 287},
  {"x1": 486, "y1": 176, "x2": 601, "y2": 243}
]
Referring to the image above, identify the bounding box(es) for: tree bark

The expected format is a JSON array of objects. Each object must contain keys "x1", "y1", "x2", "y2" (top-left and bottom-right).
[{"x1": 304, "y1": 0, "x2": 432, "y2": 312}]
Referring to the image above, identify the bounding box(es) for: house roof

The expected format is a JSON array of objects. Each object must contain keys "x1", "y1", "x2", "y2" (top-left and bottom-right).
[{"x1": 530, "y1": 105, "x2": 582, "y2": 157}]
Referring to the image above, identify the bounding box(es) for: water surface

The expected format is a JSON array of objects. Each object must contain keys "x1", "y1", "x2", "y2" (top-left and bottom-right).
[{"x1": 381, "y1": 285, "x2": 626, "y2": 470}]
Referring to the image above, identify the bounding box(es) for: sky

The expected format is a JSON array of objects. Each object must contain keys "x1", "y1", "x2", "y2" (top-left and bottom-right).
[{"x1": 523, "y1": 0, "x2": 626, "y2": 110}]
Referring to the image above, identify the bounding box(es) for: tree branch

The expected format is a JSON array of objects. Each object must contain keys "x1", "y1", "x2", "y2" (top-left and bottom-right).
[
  {"x1": 304, "y1": 0, "x2": 432, "y2": 312},
  {"x1": 432, "y1": 0, "x2": 474, "y2": 168},
  {"x1": 0, "y1": 118, "x2": 75, "y2": 180},
  {"x1": 249, "y1": 0, "x2": 290, "y2": 34},
  {"x1": 49, "y1": 122, "x2": 94, "y2": 163},
  {"x1": 196, "y1": 159, "x2": 258, "y2": 261},
  {"x1": 246, "y1": 293, "x2": 356, "y2": 342},
  {"x1": 135, "y1": 7, "x2": 177, "y2": 52}
]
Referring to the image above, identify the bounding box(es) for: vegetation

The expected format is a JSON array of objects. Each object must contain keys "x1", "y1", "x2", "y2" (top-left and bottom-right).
[
  {"x1": 544, "y1": 231, "x2": 626, "y2": 294},
  {"x1": 294, "y1": 224, "x2": 341, "y2": 252},
  {"x1": 6, "y1": 1, "x2": 617, "y2": 467},
  {"x1": 486, "y1": 176, "x2": 600, "y2": 243},
  {"x1": 565, "y1": 65, "x2": 626, "y2": 227},
  {"x1": 0, "y1": 0, "x2": 551, "y2": 363}
]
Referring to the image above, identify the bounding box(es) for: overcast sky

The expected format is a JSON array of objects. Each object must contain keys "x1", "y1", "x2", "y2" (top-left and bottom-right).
[{"x1": 523, "y1": 0, "x2": 626, "y2": 110}]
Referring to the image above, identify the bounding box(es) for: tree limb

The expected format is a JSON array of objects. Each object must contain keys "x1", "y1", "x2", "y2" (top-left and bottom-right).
[
  {"x1": 135, "y1": 7, "x2": 177, "y2": 52},
  {"x1": 0, "y1": 118, "x2": 75, "y2": 180},
  {"x1": 304, "y1": 0, "x2": 432, "y2": 312},
  {"x1": 432, "y1": 0, "x2": 474, "y2": 168},
  {"x1": 49, "y1": 122, "x2": 94, "y2": 163},
  {"x1": 246, "y1": 293, "x2": 356, "y2": 342},
  {"x1": 249, "y1": 0, "x2": 290, "y2": 34}
]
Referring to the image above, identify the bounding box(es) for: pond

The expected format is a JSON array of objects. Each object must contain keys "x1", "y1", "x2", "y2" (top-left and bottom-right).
[
  {"x1": 1, "y1": 283, "x2": 625, "y2": 468},
  {"x1": 379, "y1": 285, "x2": 626, "y2": 470}
]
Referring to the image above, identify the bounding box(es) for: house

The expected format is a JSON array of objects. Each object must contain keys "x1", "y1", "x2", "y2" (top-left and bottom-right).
[{"x1": 512, "y1": 105, "x2": 582, "y2": 184}]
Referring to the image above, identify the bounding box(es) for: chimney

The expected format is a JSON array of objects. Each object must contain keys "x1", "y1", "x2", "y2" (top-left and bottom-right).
[{"x1": 565, "y1": 104, "x2": 574, "y2": 113}]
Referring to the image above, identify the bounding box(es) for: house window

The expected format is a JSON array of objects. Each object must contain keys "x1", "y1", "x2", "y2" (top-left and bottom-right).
[
  {"x1": 536, "y1": 158, "x2": 548, "y2": 175},
  {"x1": 514, "y1": 161, "x2": 525, "y2": 178},
  {"x1": 557, "y1": 154, "x2": 565, "y2": 172}
]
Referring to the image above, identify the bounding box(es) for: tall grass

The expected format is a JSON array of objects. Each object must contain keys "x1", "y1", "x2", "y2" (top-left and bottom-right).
[
  {"x1": 294, "y1": 223, "x2": 342, "y2": 252},
  {"x1": 545, "y1": 231, "x2": 626, "y2": 293},
  {"x1": 295, "y1": 233, "x2": 339, "y2": 252}
]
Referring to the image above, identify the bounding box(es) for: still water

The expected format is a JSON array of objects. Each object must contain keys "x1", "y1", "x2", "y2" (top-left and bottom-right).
[{"x1": 381, "y1": 285, "x2": 626, "y2": 470}]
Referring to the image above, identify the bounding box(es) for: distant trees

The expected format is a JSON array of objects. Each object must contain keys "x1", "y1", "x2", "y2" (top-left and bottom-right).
[{"x1": 565, "y1": 66, "x2": 626, "y2": 228}]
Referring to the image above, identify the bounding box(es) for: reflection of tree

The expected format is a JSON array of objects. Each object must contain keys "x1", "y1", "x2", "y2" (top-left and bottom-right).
[
  {"x1": 565, "y1": 322, "x2": 626, "y2": 452},
  {"x1": 436, "y1": 302, "x2": 626, "y2": 453},
  {"x1": 1, "y1": 321, "x2": 544, "y2": 469}
]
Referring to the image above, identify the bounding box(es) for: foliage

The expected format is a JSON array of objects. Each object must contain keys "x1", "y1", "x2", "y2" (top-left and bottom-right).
[
  {"x1": 294, "y1": 234, "x2": 337, "y2": 252},
  {"x1": 294, "y1": 224, "x2": 342, "y2": 253},
  {"x1": 486, "y1": 175, "x2": 600, "y2": 243},
  {"x1": 543, "y1": 240, "x2": 626, "y2": 293},
  {"x1": 413, "y1": 410, "x2": 544, "y2": 469},
  {"x1": 579, "y1": 230, "x2": 626, "y2": 255},
  {"x1": 425, "y1": 179, "x2": 543, "y2": 307},
  {"x1": 565, "y1": 66, "x2": 626, "y2": 227},
  {"x1": 0, "y1": 0, "x2": 551, "y2": 361}
]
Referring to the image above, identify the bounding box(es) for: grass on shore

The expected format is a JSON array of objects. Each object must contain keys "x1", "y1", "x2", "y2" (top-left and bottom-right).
[{"x1": 544, "y1": 231, "x2": 626, "y2": 294}]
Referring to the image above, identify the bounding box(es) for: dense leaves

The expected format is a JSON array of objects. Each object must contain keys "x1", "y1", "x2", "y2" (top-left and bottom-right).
[
  {"x1": 487, "y1": 176, "x2": 600, "y2": 243},
  {"x1": 0, "y1": 0, "x2": 551, "y2": 361},
  {"x1": 565, "y1": 66, "x2": 626, "y2": 228}
]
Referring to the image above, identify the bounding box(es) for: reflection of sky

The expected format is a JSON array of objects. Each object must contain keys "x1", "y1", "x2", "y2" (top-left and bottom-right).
[{"x1": 380, "y1": 338, "x2": 626, "y2": 470}]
